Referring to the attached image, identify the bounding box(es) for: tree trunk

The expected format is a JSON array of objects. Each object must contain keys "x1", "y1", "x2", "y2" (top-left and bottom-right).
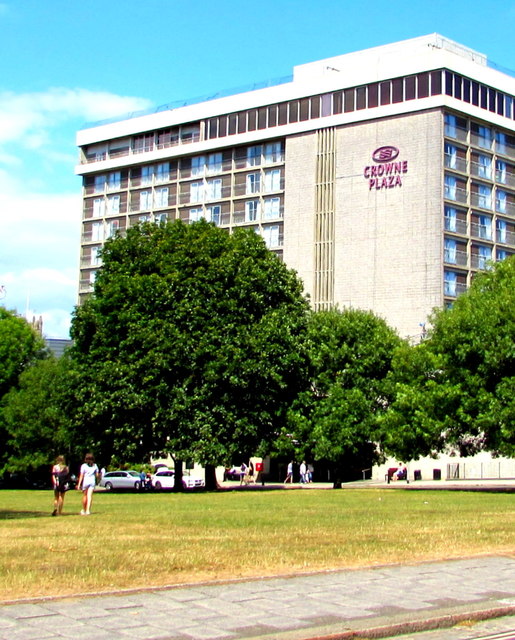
[
  {"x1": 172, "y1": 459, "x2": 184, "y2": 492},
  {"x1": 204, "y1": 464, "x2": 218, "y2": 491}
]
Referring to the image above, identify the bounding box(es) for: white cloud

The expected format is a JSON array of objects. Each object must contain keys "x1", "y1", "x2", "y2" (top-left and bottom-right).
[
  {"x1": 0, "y1": 187, "x2": 81, "y2": 338},
  {"x1": 0, "y1": 88, "x2": 153, "y2": 147},
  {"x1": 0, "y1": 86, "x2": 154, "y2": 339}
]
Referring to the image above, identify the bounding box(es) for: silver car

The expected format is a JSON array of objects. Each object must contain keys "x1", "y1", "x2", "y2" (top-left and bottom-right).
[{"x1": 100, "y1": 470, "x2": 143, "y2": 491}]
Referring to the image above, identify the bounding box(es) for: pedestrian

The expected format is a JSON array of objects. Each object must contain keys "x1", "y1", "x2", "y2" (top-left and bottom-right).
[
  {"x1": 307, "y1": 463, "x2": 314, "y2": 483},
  {"x1": 77, "y1": 453, "x2": 100, "y2": 515},
  {"x1": 284, "y1": 461, "x2": 293, "y2": 483},
  {"x1": 51, "y1": 455, "x2": 70, "y2": 516},
  {"x1": 299, "y1": 460, "x2": 307, "y2": 484},
  {"x1": 239, "y1": 462, "x2": 247, "y2": 485}
]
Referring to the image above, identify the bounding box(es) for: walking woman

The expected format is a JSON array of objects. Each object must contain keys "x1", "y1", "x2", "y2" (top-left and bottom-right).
[
  {"x1": 51, "y1": 455, "x2": 70, "y2": 516},
  {"x1": 77, "y1": 453, "x2": 100, "y2": 515}
]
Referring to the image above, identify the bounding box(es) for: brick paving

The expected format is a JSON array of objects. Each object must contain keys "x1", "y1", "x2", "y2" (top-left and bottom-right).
[{"x1": 1, "y1": 555, "x2": 515, "y2": 640}]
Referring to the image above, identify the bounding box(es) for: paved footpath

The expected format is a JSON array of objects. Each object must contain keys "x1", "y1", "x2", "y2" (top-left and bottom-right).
[{"x1": 1, "y1": 555, "x2": 515, "y2": 640}]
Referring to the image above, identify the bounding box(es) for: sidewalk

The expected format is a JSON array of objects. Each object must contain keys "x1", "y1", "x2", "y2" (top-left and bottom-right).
[{"x1": 1, "y1": 555, "x2": 515, "y2": 640}]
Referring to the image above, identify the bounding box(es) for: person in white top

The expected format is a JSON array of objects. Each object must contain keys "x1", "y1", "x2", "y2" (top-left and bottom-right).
[{"x1": 77, "y1": 453, "x2": 100, "y2": 515}]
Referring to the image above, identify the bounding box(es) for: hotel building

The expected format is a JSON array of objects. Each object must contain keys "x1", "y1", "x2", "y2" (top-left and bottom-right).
[{"x1": 76, "y1": 33, "x2": 515, "y2": 341}]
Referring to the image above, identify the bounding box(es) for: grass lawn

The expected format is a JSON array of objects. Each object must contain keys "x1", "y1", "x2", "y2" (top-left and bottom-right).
[{"x1": 1, "y1": 487, "x2": 514, "y2": 602}]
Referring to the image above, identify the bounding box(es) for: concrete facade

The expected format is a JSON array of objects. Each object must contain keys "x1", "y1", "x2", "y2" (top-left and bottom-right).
[{"x1": 76, "y1": 34, "x2": 515, "y2": 340}]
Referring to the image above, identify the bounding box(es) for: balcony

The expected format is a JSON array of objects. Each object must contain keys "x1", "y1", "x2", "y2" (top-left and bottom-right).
[
  {"x1": 470, "y1": 222, "x2": 493, "y2": 241},
  {"x1": 444, "y1": 218, "x2": 467, "y2": 234},
  {"x1": 470, "y1": 160, "x2": 493, "y2": 181},
  {"x1": 444, "y1": 282, "x2": 468, "y2": 297},
  {"x1": 81, "y1": 130, "x2": 201, "y2": 165},
  {"x1": 495, "y1": 140, "x2": 515, "y2": 160},
  {"x1": 444, "y1": 249, "x2": 468, "y2": 267},
  {"x1": 444, "y1": 186, "x2": 467, "y2": 204},
  {"x1": 470, "y1": 254, "x2": 493, "y2": 269},
  {"x1": 470, "y1": 192, "x2": 492, "y2": 210},
  {"x1": 497, "y1": 229, "x2": 515, "y2": 245},
  {"x1": 470, "y1": 133, "x2": 493, "y2": 150},
  {"x1": 495, "y1": 199, "x2": 515, "y2": 217},
  {"x1": 444, "y1": 124, "x2": 467, "y2": 143},
  {"x1": 444, "y1": 154, "x2": 467, "y2": 173}
]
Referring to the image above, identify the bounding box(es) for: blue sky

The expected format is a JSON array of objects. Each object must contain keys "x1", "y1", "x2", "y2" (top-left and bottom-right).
[{"x1": 1, "y1": 0, "x2": 514, "y2": 338}]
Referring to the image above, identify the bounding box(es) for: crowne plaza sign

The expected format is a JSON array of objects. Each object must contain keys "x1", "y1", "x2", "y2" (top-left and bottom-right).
[{"x1": 363, "y1": 146, "x2": 408, "y2": 190}]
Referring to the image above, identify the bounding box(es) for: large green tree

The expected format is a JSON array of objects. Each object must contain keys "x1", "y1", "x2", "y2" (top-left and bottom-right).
[
  {"x1": 0, "y1": 308, "x2": 46, "y2": 398},
  {"x1": 280, "y1": 308, "x2": 402, "y2": 484},
  {"x1": 0, "y1": 308, "x2": 47, "y2": 468},
  {"x1": 383, "y1": 256, "x2": 515, "y2": 459},
  {"x1": 1, "y1": 355, "x2": 75, "y2": 474},
  {"x1": 70, "y1": 220, "x2": 310, "y2": 480}
]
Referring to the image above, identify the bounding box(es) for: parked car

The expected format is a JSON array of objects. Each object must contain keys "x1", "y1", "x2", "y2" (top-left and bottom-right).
[
  {"x1": 100, "y1": 470, "x2": 143, "y2": 491},
  {"x1": 151, "y1": 468, "x2": 205, "y2": 490}
]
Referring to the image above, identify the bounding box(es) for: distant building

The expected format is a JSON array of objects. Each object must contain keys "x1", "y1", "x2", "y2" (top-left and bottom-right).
[{"x1": 45, "y1": 338, "x2": 72, "y2": 358}]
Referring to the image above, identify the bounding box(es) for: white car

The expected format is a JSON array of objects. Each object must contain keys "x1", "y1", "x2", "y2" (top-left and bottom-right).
[
  {"x1": 151, "y1": 468, "x2": 205, "y2": 490},
  {"x1": 100, "y1": 470, "x2": 143, "y2": 491}
]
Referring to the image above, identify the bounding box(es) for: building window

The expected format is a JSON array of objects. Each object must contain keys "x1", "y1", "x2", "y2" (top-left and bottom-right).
[
  {"x1": 189, "y1": 207, "x2": 203, "y2": 222},
  {"x1": 154, "y1": 187, "x2": 169, "y2": 208},
  {"x1": 262, "y1": 225, "x2": 280, "y2": 248},
  {"x1": 444, "y1": 206, "x2": 457, "y2": 232},
  {"x1": 477, "y1": 214, "x2": 492, "y2": 240},
  {"x1": 497, "y1": 248, "x2": 508, "y2": 261},
  {"x1": 247, "y1": 145, "x2": 262, "y2": 167},
  {"x1": 93, "y1": 198, "x2": 105, "y2": 217},
  {"x1": 141, "y1": 166, "x2": 153, "y2": 186},
  {"x1": 205, "y1": 205, "x2": 221, "y2": 225},
  {"x1": 496, "y1": 160, "x2": 507, "y2": 183},
  {"x1": 478, "y1": 125, "x2": 492, "y2": 149},
  {"x1": 444, "y1": 270, "x2": 457, "y2": 296},
  {"x1": 477, "y1": 245, "x2": 492, "y2": 269},
  {"x1": 94, "y1": 175, "x2": 105, "y2": 193},
  {"x1": 91, "y1": 222, "x2": 103, "y2": 242},
  {"x1": 264, "y1": 169, "x2": 281, "y2": 193},
  {"x1": 444, "y1": 238, "x2": 457, "y2": 264},
  {"x1": 264, "y1": 197, "x2": 281, "y2": 219},
  {"x1": 477, "y1": 154, "x2": 492, "y2": 179},
  {"x1": 497, "y1": 219, "x2": 507, "y2": 243},
  {"x1": 444, "y1": 143, "x2": 457, "y2": 170},
  {"x1": 190, "y1": 182, "x2": 203, "y2": 203},
  {"x1": 206, "y1": 153, "x2": 222, "y2": 175},
  {"x1": 107, "y1": 195, "x2": 120, "y2": 215},
  {"x1": 444, "y1": 175, "x2": 457, "y2": 200},
  {"x1": 107, "y1": 220, "x2": 120, "y2": 238},
  {"x1": 478, "y1": 184, "x2": 492, "y2": 209},
  {"x1": 108, "y1": 172, "x2": 121, "y2": 190},
  {"x1": 91, "y1": 246, "x2": 102, "y2": 266},
  {"x1": 206, "y1": 178, "x2": 221, "y2": 200},
  {"x1": 156, "y1": 162, "x2": 170, "y2": 183},
  {"x1": 155, "y1": 212, "x2": 167, "y2": 224},
  {"x1": 246, "y1": 172, "x2": 261, "y2": 194},
  {"x1": 245, "y1": 200, "x2": 260, "y2": 222},
  {"x1": 140, "y1": 190, "x2": 152, "y2": 210},
  {"x1": 264, "y1": 142, "x2": 283, "y2": 164},
  {"x1": 496, "y1": 189, "x2": 507, "y2": 213},
  {"x1": 191, "y1": 156, "x2": 205, "y2": 177}
]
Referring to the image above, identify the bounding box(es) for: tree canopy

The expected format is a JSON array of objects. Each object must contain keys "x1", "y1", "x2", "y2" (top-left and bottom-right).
[
  {"x1": 2, "y1": 355, "x2": 74, "y2": 473},
  {"x1": 0, "y1": 308, "x2": 46, "y2": 399},
  {"x1": 70, "y1": 220, "x2": 310, "y2": 468},
  {"x1": 382, "y1": 256, "x2": 515, "y2": 459},
  {"x1": 280, "y1": 308, "x2": 403, "y2": 482},
  {"x1": 0, "y1": 308, "x2": 48, "y2": 470}
]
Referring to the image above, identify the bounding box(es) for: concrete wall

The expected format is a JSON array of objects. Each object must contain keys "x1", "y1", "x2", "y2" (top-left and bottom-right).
[{"x1": 284, "y1": 109, "x2": 444, "y2": 339}]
